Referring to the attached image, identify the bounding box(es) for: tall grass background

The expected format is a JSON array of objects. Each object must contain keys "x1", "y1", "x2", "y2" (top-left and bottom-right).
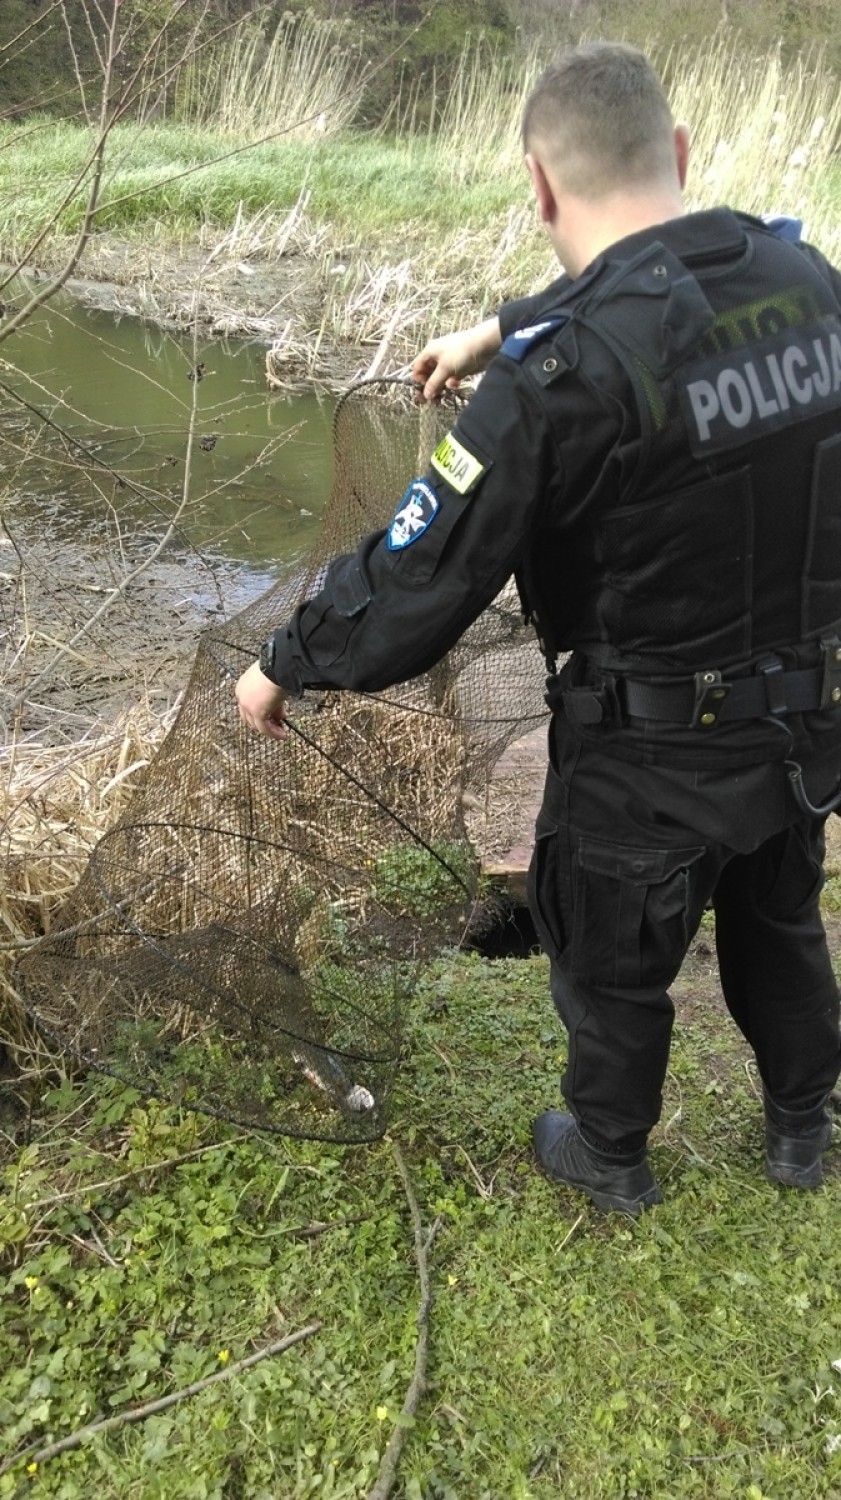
[
  {"x1": 174, "y1": 12, "x2": 369, "y2": 141},
  {"x1": 1, "y1": 18, "x2": 839, "y2": 347}
]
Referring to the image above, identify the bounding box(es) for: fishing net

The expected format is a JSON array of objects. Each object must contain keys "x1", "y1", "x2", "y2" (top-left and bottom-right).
[{"x1": 16, "y1": 379, "x2": 548, "y2": 1141}]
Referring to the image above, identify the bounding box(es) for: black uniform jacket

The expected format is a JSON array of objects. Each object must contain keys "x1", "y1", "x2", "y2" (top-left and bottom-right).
[{"x1": 268, "y1": 208, "x2": 841, "y2": 770}]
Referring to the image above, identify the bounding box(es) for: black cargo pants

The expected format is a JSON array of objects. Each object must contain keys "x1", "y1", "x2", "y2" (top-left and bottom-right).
[{"x1": 527, "y1": 713, "x2": 841, "y2": 1156}]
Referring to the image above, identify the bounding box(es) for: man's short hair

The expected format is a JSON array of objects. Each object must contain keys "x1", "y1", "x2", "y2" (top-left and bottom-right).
[{"x1": 522, "y1": 42, "x2": 676, "y2": 199}]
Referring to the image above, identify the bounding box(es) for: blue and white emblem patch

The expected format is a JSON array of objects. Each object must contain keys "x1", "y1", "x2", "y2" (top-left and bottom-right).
[{"x1": 387, "y1": 479, "x2": 440, "y2": 550}]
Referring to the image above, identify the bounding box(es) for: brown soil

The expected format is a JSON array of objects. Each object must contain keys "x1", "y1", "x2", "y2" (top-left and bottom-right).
[{"x1": 2, "y1": 517, "x2": 262, "y2": 739}]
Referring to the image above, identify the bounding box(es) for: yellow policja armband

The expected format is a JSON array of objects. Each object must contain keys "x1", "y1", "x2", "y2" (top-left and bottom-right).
[{"x1": 430, "y1": 432, "x2": 486, "y2": 495}]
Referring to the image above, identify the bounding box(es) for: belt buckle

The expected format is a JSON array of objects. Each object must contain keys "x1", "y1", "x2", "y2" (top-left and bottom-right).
[{"x1": 691, "y1": 669, "x2": 731, "y2": 729}]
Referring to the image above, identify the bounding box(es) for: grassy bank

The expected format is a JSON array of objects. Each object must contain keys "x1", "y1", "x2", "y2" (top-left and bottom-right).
[
  {"x1": 2, "y1": 33, "x2": 840, "y2": 370},
  {"x1": 2, "y1": 945, "x2": 841, "y2": 1498}
]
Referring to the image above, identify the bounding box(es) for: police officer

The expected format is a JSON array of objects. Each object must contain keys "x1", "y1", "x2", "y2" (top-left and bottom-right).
[{"x1": 237, "y1": 41, "x2": 841, "y2": 1215}]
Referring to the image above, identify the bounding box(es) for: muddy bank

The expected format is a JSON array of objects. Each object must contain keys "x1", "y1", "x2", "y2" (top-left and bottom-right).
[
  {"x1": 18, "y1": 230, "x2": 384, "y2": 389},
  {"x1": 1, "y1": 508, "x2": 276, "y2": 741}
]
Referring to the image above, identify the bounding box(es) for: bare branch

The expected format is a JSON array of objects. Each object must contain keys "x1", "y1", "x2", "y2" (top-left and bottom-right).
[
  {"x1": 0, "y1": 0, "x2": 65, "y2": 59},
  {"x1": 107, "y1": 7, "x2": 245, "y2": 131},
  {"x1": 0, "y1": 2, "x2": 122, "y2": 322},
  {"x1": 75, "y1": 0, "x2": 108, "y2": 75},
  {"x1": 107, "y1": 0, "x2": 211, "y2": 125},
  {"x1": 59, "y1": 0, "x2": 94, "y2": 124},
  {"x1": 0, "y1": 311, "x2": 206, "y2": 720},
  {"x1": 0, "y1": 1322, "x2": 323, "y2": 1478},
  {"x1": 367, "y1": 1138, "x2": 437, "y2": 1500},
  {"x1": 0, "y1": 85, "x2": 91, "y2": 126}
]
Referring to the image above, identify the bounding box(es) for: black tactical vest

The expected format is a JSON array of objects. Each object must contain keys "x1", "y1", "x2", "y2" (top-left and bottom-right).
[{"x1": 524, "y1": 220, "x2": 841, "y2": 677}]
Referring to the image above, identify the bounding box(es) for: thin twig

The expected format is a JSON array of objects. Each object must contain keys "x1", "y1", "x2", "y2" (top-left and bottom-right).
[
  {"x1": 285, "y1": 1213, "x2": 370, "y2": 1240},
  {"x1": 23, "y1": 1133, "x2": 253, "y2": 1214},
  {"x1": 367, "y1": 1138, "x2": 435, "y2": 1500},
  {"x1": 0, "y1": 0, "x2": 65, "y2": 61},
  {"x1": 0, "y1": 1323, "x2": 322, "y2": 1477},
  {"x1": 554, "y1": 1212, "x2": 584, "y2": 1254},
  {"x1": 1, "y1": 307, "x2": 204, "y2": 716},
  {"x1": 455, "y1": 1143, "x2": 496, "y2": 1201},
  {"x1": 68, "y1": 1229, "x2": 119, "y2": 1267},
  {"x1": 0, "y1": 0, "x2": 120, "y2": 338}
]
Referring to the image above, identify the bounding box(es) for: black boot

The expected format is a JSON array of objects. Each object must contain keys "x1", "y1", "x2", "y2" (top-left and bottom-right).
[
  {"x1": 533, "y1": 1110, "x2": 661, "y2": 1217},
  {"x1": 764, "y1": 1093, "x2": 833, "y2": 1189}
]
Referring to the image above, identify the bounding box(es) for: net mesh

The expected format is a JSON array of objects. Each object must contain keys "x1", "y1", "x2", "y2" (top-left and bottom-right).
[{"x1": 17, "y1": 379, "x2": 548, "y2": 1141}]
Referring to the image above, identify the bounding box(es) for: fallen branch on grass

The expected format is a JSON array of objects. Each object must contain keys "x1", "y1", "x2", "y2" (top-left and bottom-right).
[
  {"x1": 23, "y1": 1133, "x2": 254, "y2": 1214},
  {"x1": 0, "y1": 1322, "x2": 322, "y2": 1477},
  {"x1": 367, "y1": 1138, "x2": 438, "y2": 1500}
]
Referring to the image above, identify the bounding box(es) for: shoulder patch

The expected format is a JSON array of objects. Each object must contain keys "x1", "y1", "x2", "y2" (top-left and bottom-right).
[
  {"x1": 500, "y1": 316, "x2": 568, "y2": 363},
  {"x1": 386, "y1": 479, "x2": 440, "y2": 550},
  {"x1": 430, "y1": 432, "x2": 486, "y2": 494},
  {"x1": 762, "y1": 214, "x2": 803, "y2": 244}
]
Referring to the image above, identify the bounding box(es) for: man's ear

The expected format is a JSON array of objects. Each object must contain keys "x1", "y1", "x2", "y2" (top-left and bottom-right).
[
  {"x1": 525, "y1": 151, "x2": 557, "y2": 226},
  {"x1": 674, "y1": 123, "x2": 690, "y2": 189}
]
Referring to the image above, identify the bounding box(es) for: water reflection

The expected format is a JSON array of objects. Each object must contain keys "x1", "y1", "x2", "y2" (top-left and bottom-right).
[{"x1": 0, "y1": 279, "x2": 334, "y2": 571}]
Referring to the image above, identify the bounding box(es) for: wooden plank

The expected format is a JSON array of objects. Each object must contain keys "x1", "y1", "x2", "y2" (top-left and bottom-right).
[{"x1": 475, "y1": 723, "x2": 548, "y2": 900}]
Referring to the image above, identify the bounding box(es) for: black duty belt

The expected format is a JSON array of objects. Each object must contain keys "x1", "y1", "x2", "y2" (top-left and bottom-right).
[{"x1": 621, "y1": 645, "x2": 841, "y2": 730}]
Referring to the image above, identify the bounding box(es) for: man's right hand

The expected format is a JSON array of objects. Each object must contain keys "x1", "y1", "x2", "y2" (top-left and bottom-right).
[{"x1": 412, "y1": 316, "x2": 503, "y2": 402}]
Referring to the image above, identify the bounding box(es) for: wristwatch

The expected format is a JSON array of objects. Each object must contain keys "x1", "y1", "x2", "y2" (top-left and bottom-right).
[{"x1": 258, "y1": 636, "x2": 279, "y2": 683}]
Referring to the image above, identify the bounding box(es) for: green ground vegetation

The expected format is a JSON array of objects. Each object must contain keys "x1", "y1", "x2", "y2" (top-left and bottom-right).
[
  {"x1": 0, "y1": 125, "x2": 526, "y2": 244},
  {"x1": 3, "y1": 938, "x2": 841, "y2": 1498}
]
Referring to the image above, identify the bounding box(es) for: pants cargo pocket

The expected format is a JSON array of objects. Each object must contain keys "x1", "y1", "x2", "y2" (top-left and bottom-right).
[{"x1": 572, "y1": 837, "x2": 707, "y2": 990}]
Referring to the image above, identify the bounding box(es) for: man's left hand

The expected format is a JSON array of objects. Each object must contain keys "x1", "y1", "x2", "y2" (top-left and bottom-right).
[{"x1": 235, "y1": 661, "x2": 288, "y2": 740}]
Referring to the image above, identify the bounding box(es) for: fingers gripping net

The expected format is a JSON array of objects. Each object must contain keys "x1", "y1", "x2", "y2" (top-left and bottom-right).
[{"x1": 17, "y1": 380, "x2": 547, "y2": 1142}]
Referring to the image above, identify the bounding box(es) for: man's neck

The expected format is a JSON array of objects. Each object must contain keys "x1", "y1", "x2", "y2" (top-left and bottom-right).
[{"x1": 554, "y1": 190, "x2": 687, "y2": 278}]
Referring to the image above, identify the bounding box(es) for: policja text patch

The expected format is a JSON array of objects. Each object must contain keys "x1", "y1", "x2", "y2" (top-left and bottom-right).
[
  {"x1": 386, "y1": 479, "x2": 440, "y2": 550},
  {"x1": 679, "y1": 316, "x2": 841, "y2": 457},
  {"x1": 430, "y1": 432, "x2": 486, "y2": 495}
]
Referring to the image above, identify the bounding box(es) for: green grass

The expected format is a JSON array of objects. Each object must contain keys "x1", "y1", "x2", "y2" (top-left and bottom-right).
[
  {"x1": 0, "y1": 122, "x2": 527, "y2": 246},
  {"x1": 3, "y1": 947, "x2": 841, "y2": 1498}
]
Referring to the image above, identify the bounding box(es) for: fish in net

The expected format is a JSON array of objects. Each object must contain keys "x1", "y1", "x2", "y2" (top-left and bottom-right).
[{"x1": 16, "y1": 379, "x2": 548, "y2": 1141}]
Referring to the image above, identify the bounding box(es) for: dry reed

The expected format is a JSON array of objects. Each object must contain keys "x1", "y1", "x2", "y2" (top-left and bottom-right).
[
  {"x1": 0, "y1": 699, "x2": 176, "y2": 1053},
  {"x1": 176, "y1": 12, "x2": 368, "y2": 141},
  {"x1": 262, "y1": 35, "x2": 841, "y2": 375}
]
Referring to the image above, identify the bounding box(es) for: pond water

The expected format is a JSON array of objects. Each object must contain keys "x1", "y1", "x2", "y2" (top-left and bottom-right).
[{"x1": 1, "y1": 279, "x2": 335, "y2": 574}]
